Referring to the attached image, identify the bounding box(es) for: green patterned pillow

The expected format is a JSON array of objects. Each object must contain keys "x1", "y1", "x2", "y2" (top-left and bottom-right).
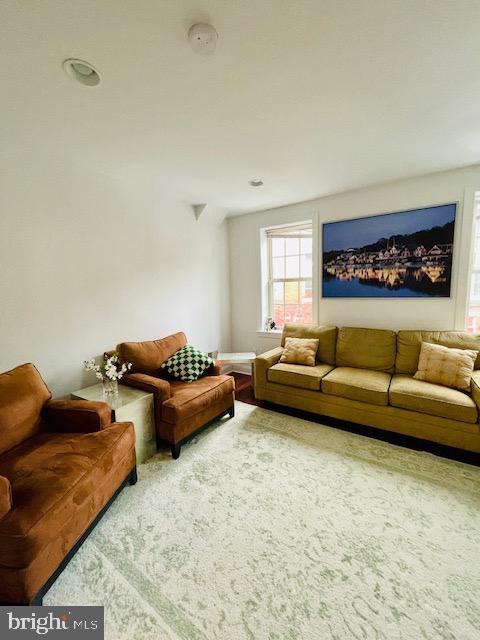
[{"x1": 161, "y1": 345, "x2": 213, "y2": 382}]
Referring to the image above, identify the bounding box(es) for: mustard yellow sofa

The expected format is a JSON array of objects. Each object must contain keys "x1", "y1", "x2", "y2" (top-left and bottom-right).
[{"x1": 254, "y1": 324, "x2": 480, "y2": 453}]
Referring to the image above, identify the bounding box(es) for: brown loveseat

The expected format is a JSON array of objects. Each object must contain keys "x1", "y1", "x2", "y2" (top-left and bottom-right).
[
  {"x1": 0, "y1": 363, "x2": 136, "y2": 605},
  {"x1": 254, "y1": 324, "x2": 480, "y2": 453},
  {"x1": 117, "y1": 332, "x2": 235, "y2": 458}
]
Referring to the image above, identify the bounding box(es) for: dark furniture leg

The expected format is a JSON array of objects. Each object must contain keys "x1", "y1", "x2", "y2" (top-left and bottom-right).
[
  {"x1": 171, "y1": 443, "x2": 181, "y2": 459},
  {"x1": 167, "y1": 405, "x2": 234, "y2": 460},
  {"x1": 128, "y1": 465, "x2": 138, "y2": 485}
]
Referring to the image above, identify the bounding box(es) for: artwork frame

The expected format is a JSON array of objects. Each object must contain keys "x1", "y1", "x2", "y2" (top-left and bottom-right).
[{"x1": 322, "y1": 203, "x2": 457, "y2": 298}]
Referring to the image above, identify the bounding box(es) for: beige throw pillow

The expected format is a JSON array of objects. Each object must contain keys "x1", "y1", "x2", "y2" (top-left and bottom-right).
[
  {"x1": 279, "y1": 337, "x2": 319, "y2": 367},
  {"x1": 414, "y1": 342, "x2": 478, "y2": 391}
]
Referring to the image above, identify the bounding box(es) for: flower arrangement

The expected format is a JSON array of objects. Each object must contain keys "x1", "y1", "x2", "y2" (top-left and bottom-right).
[
  {"x1": 84, "y1": 353, "x2": 132, "y2": 381},
  {"x1": 84, "y1": 353, "x2": 132, "y2": 400}
]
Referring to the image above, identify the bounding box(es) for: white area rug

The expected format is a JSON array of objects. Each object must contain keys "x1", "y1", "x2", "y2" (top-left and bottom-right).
[{"x1": 45, "y1": 402, "x2": 480, "y2": 639}]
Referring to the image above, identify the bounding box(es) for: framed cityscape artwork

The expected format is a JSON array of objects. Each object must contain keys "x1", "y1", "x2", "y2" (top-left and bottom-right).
[{"x1": 322, "y1": 203, "x2": 456, "y2": 298}]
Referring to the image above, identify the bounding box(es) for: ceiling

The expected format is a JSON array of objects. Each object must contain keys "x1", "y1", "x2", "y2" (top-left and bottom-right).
[{"x1": 1, "y1": 0, "x2": 480, "y2": 216}]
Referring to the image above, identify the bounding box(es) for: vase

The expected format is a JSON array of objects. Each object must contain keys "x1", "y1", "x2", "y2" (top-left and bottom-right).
[{"x1": 102, "y1": 378, "x2": 118, "y2": 401}]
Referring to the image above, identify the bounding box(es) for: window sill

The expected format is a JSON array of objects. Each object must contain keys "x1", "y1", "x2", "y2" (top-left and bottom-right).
[{"x1": 256, "y1": 330, "x2": 282, "y2": 339}]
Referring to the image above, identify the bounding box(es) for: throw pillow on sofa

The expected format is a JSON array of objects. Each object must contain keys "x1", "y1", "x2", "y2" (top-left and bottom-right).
[
  {"x1": 161, "y1": 345, "x2": 213, "y2": 382},
  {"x1": 414, "y1": 341, "x2": 478, "y2": 391},
  {"x1": 279, "y1": 337, "x2": 319, "y2": 367}
]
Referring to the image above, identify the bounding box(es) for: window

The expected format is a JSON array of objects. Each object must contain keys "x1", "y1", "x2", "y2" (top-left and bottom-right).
[
  {"x1": 266, "y1": 222, "x2": 313, "y2": 329},
  {"x1": 467, "y1": 193, "x2": 480, "y2": 332}
]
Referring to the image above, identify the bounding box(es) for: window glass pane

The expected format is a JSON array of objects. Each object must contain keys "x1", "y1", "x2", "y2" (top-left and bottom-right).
[
  {"x1": 284, "y1": 281, "x2": 299, "y2": 304},
  {"x1": 272, "y1": 238, "x2": 285, "y2": 257},
  {"x1": 467, "y1": 201, "x2": 480, "y2": 332},
  {"x1": 285, "y1": 256, "x2": 300, "y2": 278},
  {"x1": 471, "y1": 272, "x2": 480, "y2": 300},
  {"x1": 273, "y1": 305, "x2": 285, "y2": 327},
  {"x1": 300, "y1": 237, "x2": 312, "y2": 254},
  {"x1": 285, "y1": 238, "x2": 300, "y2": 256},
  {"x1": 273, "y1": 282, "x2": 284, "y2": 304},
  {"x1": 474, "y1": 231, "x2": 480, "y2": 269},
  {"x1": 300, "y1": 253, "x2": 312, "y2": 278},
  {"x1": 272, "y1": 257, "x2": 285, "y2": 278},
  {"x1": 300, "y1": 280, "x2": 313, "y2": 303},
  {"x1": 284, "y1": 304, "x2": 300, "y2": 324},
  {"x1": 299, "y1": 304, "x2": 313, "y2": 324}
]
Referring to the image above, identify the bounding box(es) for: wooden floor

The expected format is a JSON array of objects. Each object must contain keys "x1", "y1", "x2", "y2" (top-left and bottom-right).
[
  {"x1": 231, "y1": 372, "x2": 260, "y2": 406},
  {"x1": 231, "y1": 372, "x2": 480, "y2": 467}
]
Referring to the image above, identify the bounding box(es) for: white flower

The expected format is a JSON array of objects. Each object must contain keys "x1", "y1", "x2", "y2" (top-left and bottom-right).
[
  {"x1": 83, "y1": 359, "x2": 96, "y2": 371},
  {"x1": 84, "y1": 353, "x2": 132, "y2": 383}
]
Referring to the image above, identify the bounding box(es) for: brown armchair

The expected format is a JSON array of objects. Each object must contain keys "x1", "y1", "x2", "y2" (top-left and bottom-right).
[
  {"x1": 0, "y1": 363, "x2": 137, "y2": 605},
  {"x1": 118, "y1": 332, "x2": 235, "y2": 458}
]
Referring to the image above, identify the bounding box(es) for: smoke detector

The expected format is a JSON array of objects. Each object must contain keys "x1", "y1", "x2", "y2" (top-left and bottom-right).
[
  {"x1": 188, "y1": 23, "x2": 218, "y2": 55},
  {"x1": 63, "y1": 58, "x2": 101, "y2": 86}
]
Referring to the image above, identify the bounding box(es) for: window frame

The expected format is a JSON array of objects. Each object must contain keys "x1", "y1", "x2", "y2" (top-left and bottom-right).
[
  {"x1": 466, "y1": 193, "x2": 480, "y2": 333},
  {"x1": 264, "y1": 222, "x2": 314, "y2": 329}
]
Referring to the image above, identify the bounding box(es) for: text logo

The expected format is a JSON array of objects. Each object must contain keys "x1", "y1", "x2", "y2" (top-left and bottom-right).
[{"x1": 0, "y1": 607, "x2": 104, "y2": 639}]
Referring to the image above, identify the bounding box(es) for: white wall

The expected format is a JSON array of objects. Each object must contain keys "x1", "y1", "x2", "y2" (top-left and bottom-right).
[
  {"x1": 228, "y1": 165, "x2": 480, "y2": 356},
  {"x1": 0, "y1": 159, "x2": 230, "y2": 396}
]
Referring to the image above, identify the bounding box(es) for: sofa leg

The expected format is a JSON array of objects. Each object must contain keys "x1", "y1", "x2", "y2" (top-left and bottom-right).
[
  {"x1": 128, "y1": 466, "x2": 137, "y2": 485},
  {"x1": 171, "y1": 444, "x2": 181, "y2": 459},
  {"x1": 228, "y1": 404, "x2": 235, "y2": 418}
]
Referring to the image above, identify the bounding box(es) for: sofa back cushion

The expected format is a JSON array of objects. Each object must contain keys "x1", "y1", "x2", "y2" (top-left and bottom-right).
[
  {"x1": 281, "y1": 324, "x2": 337, "y2": 365},
  {"x1": 118, "y1": 332, "x2": 188, "y2": 374},
  {"x1": 396, "y1": 330, "x2": 480, "y2": 374},
  {"x1": 0, "y1": 363, "x2": 51, "y2": 455},
  {"x1": 336, "y1": 327, "x2": 397, "y2": 372}
]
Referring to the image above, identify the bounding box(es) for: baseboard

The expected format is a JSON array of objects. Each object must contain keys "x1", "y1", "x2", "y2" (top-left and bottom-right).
[
  {"x1": 219, "y1": 364, "x2": 234, "y2": 374},
  {"x1": 232, "y1": 365, "x2": 252, "y2": 375}
]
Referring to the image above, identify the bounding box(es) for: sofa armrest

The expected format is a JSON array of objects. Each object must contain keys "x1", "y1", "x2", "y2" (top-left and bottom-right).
[
  {"x1": 121, "y1": 373, "x2": 171, "y2": 401},
  {"x1": 121, "y1": 373, "x2": 170, "y2": 426},
  {"x1": 0, "y1": 476, "x2": 12, "y2": 520},
  {"x1": 471, "y1": 371, "x2": 480, "y2": 422},
  {"x1": 254, "y1": 347, "x2": 284, "y2": 386},
  {"x1": 42, "y1": 399, "x2": 112, "y2": 433},
  {"x1": 205, "y1": 361, "x2": 221, "y2": 376}
]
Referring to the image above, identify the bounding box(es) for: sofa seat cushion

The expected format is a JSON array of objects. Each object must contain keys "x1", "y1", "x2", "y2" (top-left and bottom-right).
[
  {"x1": 322, "y1": 367, "x2": 391, "y2": 406},
  {"x1": 0, "y1": 422, "x2": 135, "y2": 569},
  {"x1": 268, "y1": 363, "x2": 334, "y2": 390},
  {"x1": 389, "y1": 374, "x2": 477, "y2": 424},
  {"x1": 162, "y1": 375, "x2": 234, "y2": 424}
]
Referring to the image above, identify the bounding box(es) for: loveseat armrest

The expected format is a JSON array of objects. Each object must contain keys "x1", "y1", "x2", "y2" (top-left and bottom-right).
[
  {"x1": 42, "y1": 399, "x2": 112, "y2": 433},
  {"x1": 121, "y1": 373, "x2": 171, "y2": 426},
  {"x1": 471, "y1": 371, "x2": 480, "y2": 422},
  {"x1": 0, "y1": 476, "x2": 12, "y2": 520},
  {"x1": 254, "y1": 347, "x2": 284, "y2": 386}
]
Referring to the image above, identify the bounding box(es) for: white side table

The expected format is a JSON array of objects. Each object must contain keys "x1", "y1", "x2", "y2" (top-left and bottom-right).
[
  {"x1": 216, "y1": 352, "x2": 256, "y2": 379},
  {"x1": 71, "y1": 384, "x2": 156, "y2": 464}
]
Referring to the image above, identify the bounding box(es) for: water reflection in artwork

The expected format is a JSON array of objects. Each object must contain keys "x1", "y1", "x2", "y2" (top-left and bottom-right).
[{"x1": 322, "y1": 204, "x2": 456, "y2": 298}]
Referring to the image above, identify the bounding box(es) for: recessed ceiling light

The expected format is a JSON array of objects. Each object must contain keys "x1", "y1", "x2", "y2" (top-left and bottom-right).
[
  {"x1": 249, "y1": 178, "x2": 264, "y2": 187},
  {"x1": 63, "y1": 58, "x2": 101, "y2": 87}
]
